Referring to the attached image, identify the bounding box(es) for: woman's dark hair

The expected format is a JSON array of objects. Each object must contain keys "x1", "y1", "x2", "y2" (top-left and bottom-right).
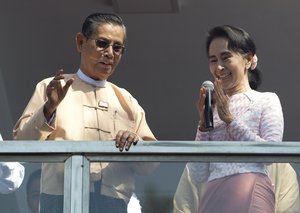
[
  {"x1": 206, "y1": 25, "x2": 261, "y2": 90},
  {"x1": 81, "y1": 13, "x2": 126, "y2": 43}
]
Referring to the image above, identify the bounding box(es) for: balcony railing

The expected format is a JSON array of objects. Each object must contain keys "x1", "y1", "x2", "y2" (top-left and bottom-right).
[{"x1": 1, "y1": 140, "x2": 300, "y2": 213}]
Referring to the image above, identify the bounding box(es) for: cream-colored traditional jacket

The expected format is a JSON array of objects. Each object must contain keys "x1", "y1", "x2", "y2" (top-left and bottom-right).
[{"x1": 13, "y1": 73, "x2": 157, "y2": 203}]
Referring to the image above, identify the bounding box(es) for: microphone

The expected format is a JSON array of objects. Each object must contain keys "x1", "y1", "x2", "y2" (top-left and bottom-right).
[{"x1": 202, "y1": 81, "x2": 214, "y2": 130}]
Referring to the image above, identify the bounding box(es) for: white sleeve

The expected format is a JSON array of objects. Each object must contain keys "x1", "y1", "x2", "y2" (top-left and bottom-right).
[
  {"x1": 0, "y1": 134, "x2": 25, "y2": 194},
  {"x1": 0, "y1": 162, "x2": 25, "y2": 194}
]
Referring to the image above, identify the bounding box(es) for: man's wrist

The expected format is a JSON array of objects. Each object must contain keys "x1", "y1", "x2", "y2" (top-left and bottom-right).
[
  {"x1": 43, "y1": 103, "x2": 56, "y2": 123},
  {"x1": 44, "y1": 102, "x2": 55, "y2": 120}
]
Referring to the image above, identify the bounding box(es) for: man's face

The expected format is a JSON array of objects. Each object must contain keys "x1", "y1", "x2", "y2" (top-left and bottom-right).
[{"x1": 76, "y1": 23, "x2": 125, "y2": 80}]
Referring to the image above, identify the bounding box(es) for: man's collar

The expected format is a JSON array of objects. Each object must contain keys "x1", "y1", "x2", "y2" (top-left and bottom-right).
[{"x1": 76, "y1": 69, "x2": 106, "y2": 87}]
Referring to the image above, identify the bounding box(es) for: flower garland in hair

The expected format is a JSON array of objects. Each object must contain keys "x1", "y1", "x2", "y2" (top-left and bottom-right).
[{"x1": 251, "y1": 54, "x2": 258, "y2": 70}]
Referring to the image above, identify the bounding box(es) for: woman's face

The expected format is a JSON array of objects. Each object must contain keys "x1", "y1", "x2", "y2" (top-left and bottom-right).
[{"x1": 208, "y1": 37, "x2": 251, "y2": 96}]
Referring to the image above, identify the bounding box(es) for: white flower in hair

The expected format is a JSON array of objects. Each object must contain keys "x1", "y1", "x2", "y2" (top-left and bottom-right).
[{"x1": 251, "y1": 54, "x2": 258, "y2": 70}]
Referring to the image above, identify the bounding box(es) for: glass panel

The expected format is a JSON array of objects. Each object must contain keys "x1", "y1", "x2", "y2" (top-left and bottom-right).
[
  {"x1": 87, "y1": 162, "x2": 300, "y2": 213},
  {"x1": 135, "y1": 162, "x2": 186, "y2": 213},
  {"x1": 2, "y1": 162, "x2": 41, "y2": 213},
  {"x1": 23, "y1": 163, "x2": 41, "y2": 213},
  {"x1": 13, "y1": 162, "x2": 65, "y2": 213},
  {"x1": 88, "y1": 161, "x2": 161, "y2": 213},
  {"x1": 172, "y1": 162, "x2": 300, "y2": 213},
  {"x1": 7, "y1": 156, "x2": 300, "y2": 213}
]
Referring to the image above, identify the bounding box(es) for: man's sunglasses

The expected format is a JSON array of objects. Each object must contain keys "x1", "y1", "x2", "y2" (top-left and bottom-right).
[{"x1": 94, "y1": 39, "x2": 125, "y2": 55}]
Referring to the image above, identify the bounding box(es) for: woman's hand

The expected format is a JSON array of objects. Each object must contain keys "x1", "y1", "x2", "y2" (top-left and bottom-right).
[
  {"x1": 214, "y1": 79, "x2": 233, "y2": 125},
  {"x1": 196, "y1": 87, "x2": 209, "y2": 131}
]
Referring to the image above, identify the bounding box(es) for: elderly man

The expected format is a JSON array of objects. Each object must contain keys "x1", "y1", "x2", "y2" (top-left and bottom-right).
[{"x1": 13, "y1": 13, "x2": 158, "y2": 213}]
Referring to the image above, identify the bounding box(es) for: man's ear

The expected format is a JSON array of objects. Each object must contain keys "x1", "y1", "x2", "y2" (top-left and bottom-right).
[{"x1": 75, "y1": 32, "x2": 85, "y2": 52}]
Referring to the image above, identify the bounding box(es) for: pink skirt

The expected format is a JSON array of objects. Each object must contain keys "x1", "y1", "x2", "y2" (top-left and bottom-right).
[{"x1": 198, "y1": 173, "x2": 275, "y2": 213}]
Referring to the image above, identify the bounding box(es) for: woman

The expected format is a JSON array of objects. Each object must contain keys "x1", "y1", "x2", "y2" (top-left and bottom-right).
[{"x1": 187, "y1": 25, "x2": 284, "y2": 213}]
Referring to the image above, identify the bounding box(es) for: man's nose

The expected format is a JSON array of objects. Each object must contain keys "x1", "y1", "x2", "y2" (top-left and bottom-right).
[{"x1": 103, "y1": 45, "x2": 114, "y2": 57}]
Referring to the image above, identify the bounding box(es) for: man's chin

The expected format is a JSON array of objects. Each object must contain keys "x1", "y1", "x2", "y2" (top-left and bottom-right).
[{"x1": 97, "y1": 69, "x2": 114, "y2": 80}]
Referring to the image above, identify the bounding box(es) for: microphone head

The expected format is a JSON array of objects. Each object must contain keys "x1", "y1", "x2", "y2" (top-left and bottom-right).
[{"x1": 202, "y1": 80, "x2": 214, "y2": 90}]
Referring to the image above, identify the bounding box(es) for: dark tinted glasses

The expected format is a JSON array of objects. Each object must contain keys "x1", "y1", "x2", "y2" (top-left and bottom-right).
[{"x1": 94, "y1": 39, "x2": 125, "y2": 55}]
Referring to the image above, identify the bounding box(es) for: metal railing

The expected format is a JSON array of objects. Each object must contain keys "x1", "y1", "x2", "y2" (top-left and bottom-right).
[{"x1": 1, "y1": 140, "x2": 300, "y2": 213}]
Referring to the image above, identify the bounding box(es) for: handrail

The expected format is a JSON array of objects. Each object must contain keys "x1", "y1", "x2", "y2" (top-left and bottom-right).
[
  {"x1": 1, "y1": 140, "x2": 300, "y2": 213},
  {"x1": 0, "y1": 141, "x2": 300, "y2": 162}
]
